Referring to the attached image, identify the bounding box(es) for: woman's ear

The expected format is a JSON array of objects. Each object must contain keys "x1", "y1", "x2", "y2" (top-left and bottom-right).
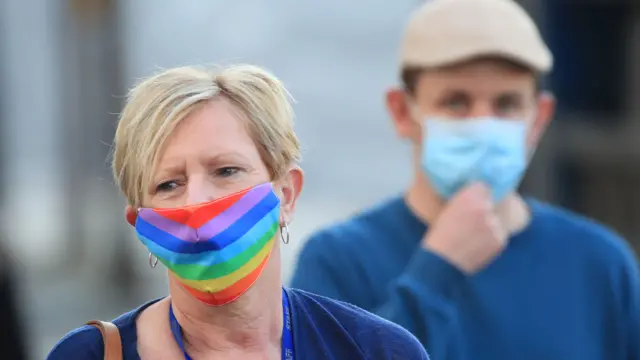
[
  {"x1": 276, "y1": 166, "x2": 304, "y2": 225},
  {"x1": 125, "y1": 205, "x2": 138, "y2": 227}
]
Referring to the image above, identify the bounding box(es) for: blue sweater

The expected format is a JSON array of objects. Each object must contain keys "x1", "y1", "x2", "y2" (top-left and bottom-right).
[
  {"x1": 291, "y1": 197, "x2": 640, "y2": 360},
  {"x1": 46, "y1": 288, "x2": 429, "y2": 360}
]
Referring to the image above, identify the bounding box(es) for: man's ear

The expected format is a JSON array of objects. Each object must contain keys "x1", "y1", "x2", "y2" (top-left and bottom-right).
[
  {"x1": 527, "y1": 91, "x2": 555, "y2": 148},
  {"x1": 125, "y1": 205, "x2": 137, "y2": 227},
  {"x1": 386, "y1": 87, "x2": 421, "y2": 142},
  {"x1": 275, "y1": 166, "x2": 304, "y2": 225}
]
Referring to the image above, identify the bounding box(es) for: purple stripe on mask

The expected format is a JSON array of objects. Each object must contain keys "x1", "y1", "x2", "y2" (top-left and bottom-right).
[{"x1": 138, "y1": 184, "x2": 272, "y2": 242}]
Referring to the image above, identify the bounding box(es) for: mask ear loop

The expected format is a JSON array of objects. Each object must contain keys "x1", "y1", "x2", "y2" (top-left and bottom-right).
[
  {"x1": 139, "y1": 209, "x2": 159, "y2": 268},
  {"x1": 129, "y1": 208, "x2": 157, "y2": 268},
  {"x1": 126, "y1": 208, "x2": 139, "y2": 227}
]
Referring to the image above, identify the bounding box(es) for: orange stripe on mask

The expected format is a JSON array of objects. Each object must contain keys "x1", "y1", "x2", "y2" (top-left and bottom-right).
[
  {"x1": 154, "y1": 188, "x2": 248, "y2": 228},
  {"x1": 182, "y1": 252, "x2": 270, "y2": 306}
]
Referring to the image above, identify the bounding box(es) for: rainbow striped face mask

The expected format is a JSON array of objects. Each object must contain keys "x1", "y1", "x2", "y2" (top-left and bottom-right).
[{"x1": 133, "y1": 183, "x2": 280, "y2": 306}]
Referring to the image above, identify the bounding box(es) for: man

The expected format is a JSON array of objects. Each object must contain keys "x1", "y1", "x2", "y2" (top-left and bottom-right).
[{"x1": 291, "y1": 0, "x2": 640, "y2": 359}]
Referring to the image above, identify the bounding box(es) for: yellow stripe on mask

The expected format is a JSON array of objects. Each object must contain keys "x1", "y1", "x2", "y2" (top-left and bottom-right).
[{"x1": 176, "y1": 238, "x2": 275, "y2": 293}]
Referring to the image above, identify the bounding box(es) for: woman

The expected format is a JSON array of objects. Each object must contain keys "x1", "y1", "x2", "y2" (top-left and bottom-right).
[{"x1": 46, "y1": 64, "x2": 429, "y2": 359}]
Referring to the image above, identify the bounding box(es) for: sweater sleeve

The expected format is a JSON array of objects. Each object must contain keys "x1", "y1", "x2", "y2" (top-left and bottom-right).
[
  {"x1": 375, "y1": 249, "x2": 466, "y2": 360},
  {"x1": 46, "y1": 326, "x2": 104, "y2": 360},
  {"x1": 628, "y1": 276, "x2": 640, "y2": 360},
  {"x1": 620, "y1": 247, "x2": 640, "y2": 360},
  {"x1": 290, "y1": 232, "x2": 466, "y2": 360}
]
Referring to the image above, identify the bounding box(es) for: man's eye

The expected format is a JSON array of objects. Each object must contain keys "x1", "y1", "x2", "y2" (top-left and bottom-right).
[
  {"x1": 443, "y1": 96, "x2": 470, "y2": 114},
  {"x1": 216, "y1": 167, "x2": 241, "y2": 177},
  {"x1": 156, "y1": 181, "x2": 178, "y2": 192},
  {"x1": 495, "y1": 97, "x2": 523, "y2": 114}
]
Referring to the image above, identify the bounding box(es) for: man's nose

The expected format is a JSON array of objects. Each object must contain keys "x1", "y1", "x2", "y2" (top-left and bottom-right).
[{"x1": 468, "y1": 102, "x2": 495, "y2": 118}]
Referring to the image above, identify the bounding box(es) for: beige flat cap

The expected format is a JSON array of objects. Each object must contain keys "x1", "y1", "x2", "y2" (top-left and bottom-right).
[{"x1": 400, "y1": 0, "x2": 553, "y2": 73}]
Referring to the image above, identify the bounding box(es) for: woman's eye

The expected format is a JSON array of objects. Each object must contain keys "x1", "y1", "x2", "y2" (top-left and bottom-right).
[
  {"x1": 156, "y1": 181, "x2": 178, "y2": 192},
  {"x1": 216, "y1": 167, "x2": 241, "y2": 177}
]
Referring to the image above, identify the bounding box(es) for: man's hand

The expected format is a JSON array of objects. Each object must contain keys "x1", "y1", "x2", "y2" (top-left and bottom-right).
[{"x1": 423, "y1": 182, "x2": 508, "y2": 274}]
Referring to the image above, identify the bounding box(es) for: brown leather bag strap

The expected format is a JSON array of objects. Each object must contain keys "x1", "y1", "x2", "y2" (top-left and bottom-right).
[{"x1": 86, "y1": 320, "x2": 123, "y2": 360}]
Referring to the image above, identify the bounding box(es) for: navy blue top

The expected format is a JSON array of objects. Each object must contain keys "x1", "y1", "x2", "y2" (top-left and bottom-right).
[
  {"x1": 291, "y1": 197, "x2": 640, "y2": 360},
  {"x1": 46, "y1": 288, "x2": 429, "y2": 360}
]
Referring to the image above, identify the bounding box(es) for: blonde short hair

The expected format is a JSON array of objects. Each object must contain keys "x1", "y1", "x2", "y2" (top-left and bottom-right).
[{"x1": 111, "y1": 64, "x2": 301, "y2": 206}]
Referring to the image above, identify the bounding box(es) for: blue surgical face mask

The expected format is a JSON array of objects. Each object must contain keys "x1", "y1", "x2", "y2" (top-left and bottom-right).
[{"x1": 421, "y1": 117, "x2": 528, "y2": 201}]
